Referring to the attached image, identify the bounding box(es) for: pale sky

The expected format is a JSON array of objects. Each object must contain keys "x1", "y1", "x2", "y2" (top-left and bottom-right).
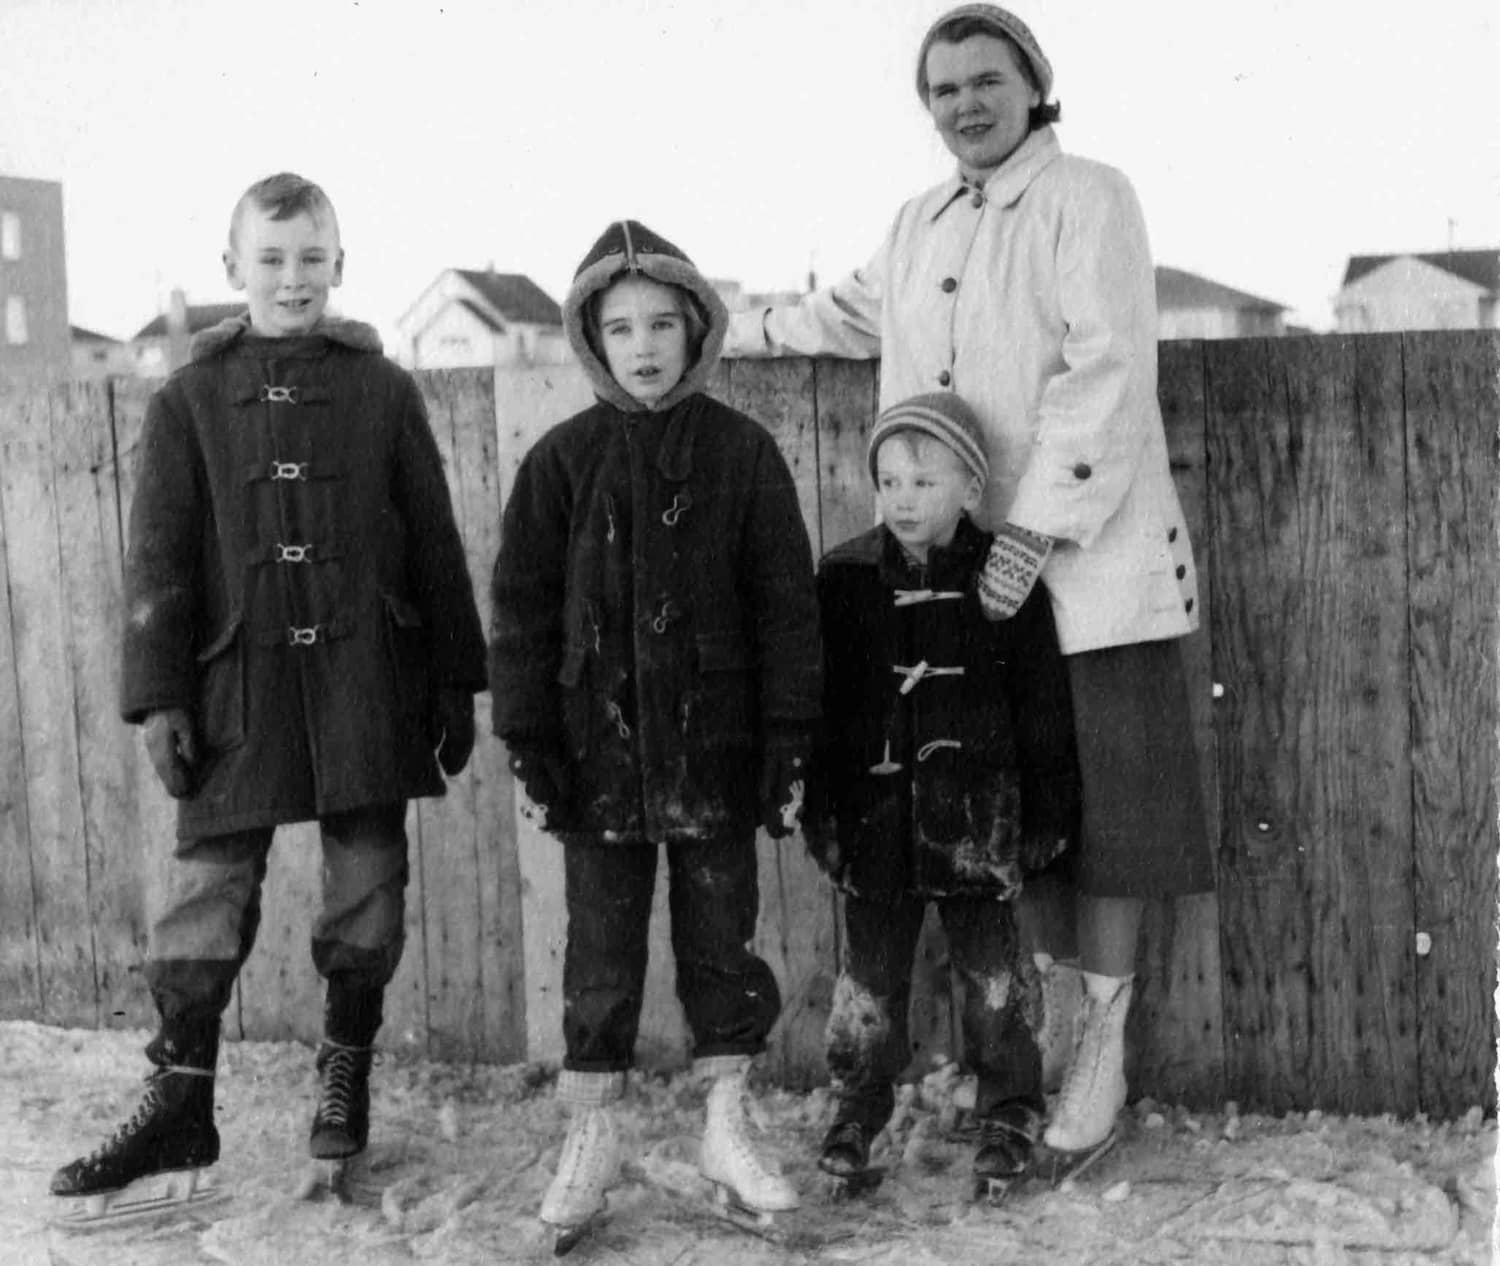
[{"x1": 2, "y1": 0, "x2": 1496, "y2": 344}]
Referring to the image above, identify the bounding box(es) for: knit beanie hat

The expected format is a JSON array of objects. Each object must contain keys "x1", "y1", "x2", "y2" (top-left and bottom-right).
[
  {"x1": 868, "y1": 392, "x2": 989, "y2": 485},
  {"x1": 915, "y1": 5, "x2": 1053, "y2": 102},
  {"x1": 562, "y1": 219, "x2": 728, "y2": 414}
]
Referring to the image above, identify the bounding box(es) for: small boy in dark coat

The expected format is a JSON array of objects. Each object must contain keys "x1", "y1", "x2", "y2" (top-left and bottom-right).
[
  {"x1": 51, "y1": 173, "x2": 486, "y2": 1213},
  {"x1": 490, "y1": 220, "x2": 821, "y2": 1237},
  {"x1": 808, "y1": 392, "x2": 1080, "y2": 1193}
]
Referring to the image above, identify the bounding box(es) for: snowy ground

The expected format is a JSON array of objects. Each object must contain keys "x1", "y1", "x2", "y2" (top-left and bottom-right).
[{"x1": 3, "y1": 1021, "x2": 1495, "y2": 1266}]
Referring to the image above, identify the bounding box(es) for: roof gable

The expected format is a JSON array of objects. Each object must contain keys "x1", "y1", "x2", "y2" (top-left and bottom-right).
[
  {"x1": 1342, "y1": 250, "x2": 1500, "y2": 292},
  {"x1": 1155, "y1": 266, "x2": 1285, "y2": 313},
  {"x1": 131, "y1": 302, "x2": 246, "y2": 341},
  {"x1": 453, "y1": 270, "x2": 562, "y2": 326}
]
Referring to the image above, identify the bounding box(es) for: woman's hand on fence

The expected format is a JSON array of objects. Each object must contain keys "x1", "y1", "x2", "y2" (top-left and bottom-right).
[
  {"x1": 144, "y1": 708, "x2": 198, "y2": 799},
  {"x1": 977, "y1": 523, "x2": 1054, "y2": 621},
  {"x1": 433, "y1": 688, "x2": 476, "y2": 777}
]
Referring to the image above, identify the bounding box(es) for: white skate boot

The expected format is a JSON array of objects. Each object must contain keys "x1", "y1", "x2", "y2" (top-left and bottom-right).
[
  {"x1": 1042, "y1": 973, "x2": 1131, "y2": 1179},
  {"x1": 541, "y1": 1105, "x2": 619, "y2": 1254},
  {"x1": 1033, "y1": 952, "x2": 1083, "y2": 1094},
  {"x1": 699, "y1": 1063, "x2": 798, "y2": 1228}
]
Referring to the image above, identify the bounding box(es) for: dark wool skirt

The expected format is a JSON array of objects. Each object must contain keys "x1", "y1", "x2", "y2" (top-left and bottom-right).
[{"x1": 1052, "y1": 637, "x2": 1215, "y2": 898}]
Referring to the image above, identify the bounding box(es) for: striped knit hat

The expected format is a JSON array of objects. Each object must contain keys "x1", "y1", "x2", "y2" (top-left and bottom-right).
[
  {"x1": 915, "y1": 5, "x2": 1053, "y2": 102},
  {"x1": 868, "y1": 392, "x2": 989, "y2": 485}
]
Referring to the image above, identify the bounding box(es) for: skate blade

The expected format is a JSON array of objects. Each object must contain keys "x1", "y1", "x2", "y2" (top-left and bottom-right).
[
  {"x1": 52, "y1": 1168, "x2": 226, "y2": 1233},
  {"x1": 294, "y1": 1154, "x2": 378, "y2": 1205},
  {"x1": 1037, "y1": 1130, "x2": 1118, "y2": 1187},
  {"x1": 709, "y1": 1183, "x2": 789, "y2": 1237},
  {"x1": 972, "y1": 1172, "x2": 1027, "y2": 1205},
  {"x1": 546, "y1": 1204, "x2": 608, "y2": 1257}
]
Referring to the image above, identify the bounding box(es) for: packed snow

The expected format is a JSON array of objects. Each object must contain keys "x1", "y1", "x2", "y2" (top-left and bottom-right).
[{"x1": 3, "y1": 1021, "x2": 1494, "y2": 1264}]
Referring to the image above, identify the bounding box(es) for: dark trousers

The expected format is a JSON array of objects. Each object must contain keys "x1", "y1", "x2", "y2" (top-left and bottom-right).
[
  {"x1": 144, "y1": 803, "x2": 409, "y2": 1041},
  {"x1": 826, "y1": 893, "x2": 1041, "y2": 1130},
  {"x1": 561, "y1": 829, "x2": 781, "y2": 1072}
]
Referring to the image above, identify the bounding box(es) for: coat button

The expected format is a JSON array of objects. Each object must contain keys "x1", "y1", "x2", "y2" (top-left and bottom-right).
[
  {"x1": 941, "y1": 277, "x2": 957, "y2": 293},
  {"x1": 938, "y1": 370, "x2": 952, "y2": 386},
  {"x1": 1168, "y1": 526, "x2": 1178, "y2": 543},
  {"x1": 1176, "y1": 564, "x2": 1187, "y2": 580},
  {"x1": 971, "y1": 192, "x2": 984, "y2": 208},
  {"x1": 1072, "y1": 462, "x2": 1092, "y2": 480},
  {"x1": 1185, "y1": 598, "x2": 1195, "y2": 614}
]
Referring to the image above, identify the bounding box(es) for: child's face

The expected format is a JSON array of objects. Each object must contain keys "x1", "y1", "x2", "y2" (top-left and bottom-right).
[
  {"x1": 875, "y1": 434, "x2": 982, "y2": 562},
  {"x1": 223, "y1": 206, "x2": 343, "y2": 337},
  {"x1": 596, "y1": 277, "x2": 689, "y2": 407}
]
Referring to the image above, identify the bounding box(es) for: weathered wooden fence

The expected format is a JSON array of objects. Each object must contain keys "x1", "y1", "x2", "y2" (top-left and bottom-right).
[{"x1": 0, "y1": 333, "x2": 1494, "y2": 1116}]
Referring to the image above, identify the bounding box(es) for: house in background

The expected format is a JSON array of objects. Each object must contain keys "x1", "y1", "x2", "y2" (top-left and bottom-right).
[
  {"x1": 0, "y1": 174, "x2": 71, "y2": 383},
  {"x1": 129, "y1": 290, "x2": 244, "y2": 378},
  {"x1": 710, "y1": 277, "x2": 810, "y2": 315},
  {"x1": 1334, "y1": 250, "x2": 1499, "y2": 332},
  {"x1": 396, "y1": 269, "x2": 566, "y2": 370},
  {"x1": 71, "y1": 325, "x2": 133, "y2": 379},
  {"x1": 1155, "y1": 266, "x2": 1288, "y2": 340}
]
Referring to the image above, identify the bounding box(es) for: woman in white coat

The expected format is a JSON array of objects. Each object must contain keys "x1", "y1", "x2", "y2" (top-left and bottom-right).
[{"x1": 723, "y1": 3, "x2": 1213, "y2": 1159}]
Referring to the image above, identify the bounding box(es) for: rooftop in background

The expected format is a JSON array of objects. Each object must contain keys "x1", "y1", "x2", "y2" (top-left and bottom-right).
[
  {"x1": 1342, "y1": 250, "x2": 1500, "y2": 292},
  {"x1": 1156, "y1": 266, "x2": 1287, "y2": 314},
  {"x1": 449, "y1": 270, "x2": 562, "y2": 326},
  {"x1": 131, "y1": 302, "x2": 244, "y2": 341}
]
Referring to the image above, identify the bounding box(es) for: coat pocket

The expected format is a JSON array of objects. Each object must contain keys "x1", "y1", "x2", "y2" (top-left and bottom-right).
[
  {"x1": 380, "y1": 590, "x2": 433, "y2": 724},
  {"x1": 692, "y1": 632, "x2": 754, "y2": 747},
  {"x1": 196, "y1": 615, "x2": 246, "y2": 752}
]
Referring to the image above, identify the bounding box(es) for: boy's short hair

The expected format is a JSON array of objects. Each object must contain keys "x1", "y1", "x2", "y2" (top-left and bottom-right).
[
  {"x1": 228, "y1": 172, "x2": 340, "y2": 249},
  {"x1": 580, "y1": 274, "x2": 710, "y2": 365},
  {"x1": 868, "y1": 392, "x2": 989, "y2": 486}
]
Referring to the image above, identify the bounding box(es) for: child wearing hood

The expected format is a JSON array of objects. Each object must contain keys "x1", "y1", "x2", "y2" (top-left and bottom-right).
[{"x1": 489, "y1": 221, "x2": 821, "y2": 1236}]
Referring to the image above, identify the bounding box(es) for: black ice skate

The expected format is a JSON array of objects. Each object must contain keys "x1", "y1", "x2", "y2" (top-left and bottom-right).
[
  {"x1": 49, "y1": 1064, "x2": 224, "y2": 1232},
  {"x1": 971, "y1": 1101, "x2": 1043, "y2": 1204},
  {"x1": 300, "y1": 1040, "x2": 374, "y2": 1202},
  {"x1": 816, "y1": 1120, "x2": 885, "y2": 1199}
]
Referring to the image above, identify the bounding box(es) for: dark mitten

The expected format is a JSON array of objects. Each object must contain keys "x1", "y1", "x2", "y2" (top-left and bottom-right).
[
  {"x1": 976, "y1": 523, "x2": 1054, "y2": 621},
  {"x1": 760, "y1": 726, "x2": 811, "y2": 839},
  {"x1": 508, "y1": 741, "x2": 573, "y2": 832},
  {"x1": 144, "y1": 707, "x2": 198, "y2": 798},
  {"x1": 433, "y1": 688, "x2": 476, "y2": 777}
]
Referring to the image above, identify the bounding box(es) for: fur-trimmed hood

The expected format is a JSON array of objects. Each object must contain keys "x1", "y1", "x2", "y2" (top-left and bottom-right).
[
  {"x1": 562, "y1": 221, "x2": 727, "y2": 414},
  {"x1": 189, "y1": 312, "x2": 383, "y2": 361}
]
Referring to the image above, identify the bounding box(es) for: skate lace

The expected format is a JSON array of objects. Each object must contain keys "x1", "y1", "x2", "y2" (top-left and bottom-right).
[
  {"x1": 316, "y1": 1047, "x2": 360, "y2": 1128},
  {"x1": 84, "y1": 1072, "x2": 167, "y2": 1162}
]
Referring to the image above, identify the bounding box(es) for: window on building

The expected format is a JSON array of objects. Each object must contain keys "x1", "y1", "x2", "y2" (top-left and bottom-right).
[
  {"x1": 5, "y1": 295, "x2": 28, "y2": 344},
  {"x1": 0, "y1": 212, "x2": 19, "y2": 260}
]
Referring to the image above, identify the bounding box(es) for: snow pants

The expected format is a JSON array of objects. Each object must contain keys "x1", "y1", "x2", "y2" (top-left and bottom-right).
[
  {"x1": 559, "y1": 829, "x2": 780, "y2": 1086},
  {"x1": 144, "y1": 803, "x2": 409, "y2": 1038},
  {"x1": 826, "y1": 893, "x2": 1042, "y2": 1131}
]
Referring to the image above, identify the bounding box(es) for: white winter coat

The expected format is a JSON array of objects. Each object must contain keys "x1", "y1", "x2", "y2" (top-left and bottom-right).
[{"x1": 724, "y1": 127, "x2": 1199, "y2": 655}]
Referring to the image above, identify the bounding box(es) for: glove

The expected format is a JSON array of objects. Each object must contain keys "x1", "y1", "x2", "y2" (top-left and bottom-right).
[
  {"x1": 976, "y1": 523, "x2": 1054, "y2": 621},
  {"x1": 144, "y1": 707, "x2": 198, "y2": 798},
  {"x1": 508, "y1": 741, "x2": 573, "y2": 832},
  {"x1": 759, "y1": 727, "x2": 810, "y2": 840},
  {"x1": 433, "y1": 688, "x2": 476, "y2": 777}
]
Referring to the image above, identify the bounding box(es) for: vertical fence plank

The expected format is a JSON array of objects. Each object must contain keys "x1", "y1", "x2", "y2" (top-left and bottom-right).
[
  {"x1": 0, "y1": 385, "x2": 96, "y2": 1025},
  {"x1": 52, "y1": 383, "x2": 149, "y2": 1030},
  {"x1": 416, "y1": 367, "x2": 526, "y2": 1062},
  {"x1": 0, "y1": 388, "x2": 40, "y2": 1020},
  {"x1": 1402, "y1": 330, "x2": 1499, "y2": 1117},
  {"x1": 724, "y1": 358, "x2": 834, "y2": 1084},
  {"x1": 1208, "y1": 335, "x2": 1416, "y2": 1113},
  {"x1": 1131, "y1": 341, "x2": 1225, "y2": 1106}
]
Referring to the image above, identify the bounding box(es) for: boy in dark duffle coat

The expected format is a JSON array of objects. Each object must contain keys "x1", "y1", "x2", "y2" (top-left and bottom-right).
[{"x1": 807, "y1": 391, "x2": 1080, "y2": 1194}]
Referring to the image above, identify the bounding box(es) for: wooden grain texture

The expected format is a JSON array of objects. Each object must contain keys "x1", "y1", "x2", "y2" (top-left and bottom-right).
[
  {"x1": 1131, "y1": 340, "x2": 1225, "y2": 1106},
  {"x1": 0, "y1": 385, "x2": 96, "y2": 1025},
  {"x1": 0, "y1": 388, "x2": 40, "y2": 1020},
  {"x1": 1401, "y1": 330, "x2": 1500, "y2": 1116},
  {"x1": 1207, "y1": 335, "x2": 1417, "y2": 1114},
  {"x1": 722, "y1": 358, "x2": 838, "y2": 1084},
  {"x1": 52, "y1": 383, "x2": 145, "y2": 1030}
]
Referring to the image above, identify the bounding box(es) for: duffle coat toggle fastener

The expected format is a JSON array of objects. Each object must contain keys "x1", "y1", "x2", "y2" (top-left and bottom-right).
[
  {"x1": 893, "y1": 659, "x2": 965, "y2": 695},
  {"x1": 892, "y1": 588, "x2": 964, "y2": 608},
  {"x1": 661, "y1": 492, "x2": 691, "y2": 526},
  {"x1": 259, "y1": 384, "x2": 300, "y2": 404},
  {"x1": 270, "y1": 461, "x2": 307, "y2": 481},
  {"x1": 274, "y1": 542, "x2": 313, "y2": 563}
]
